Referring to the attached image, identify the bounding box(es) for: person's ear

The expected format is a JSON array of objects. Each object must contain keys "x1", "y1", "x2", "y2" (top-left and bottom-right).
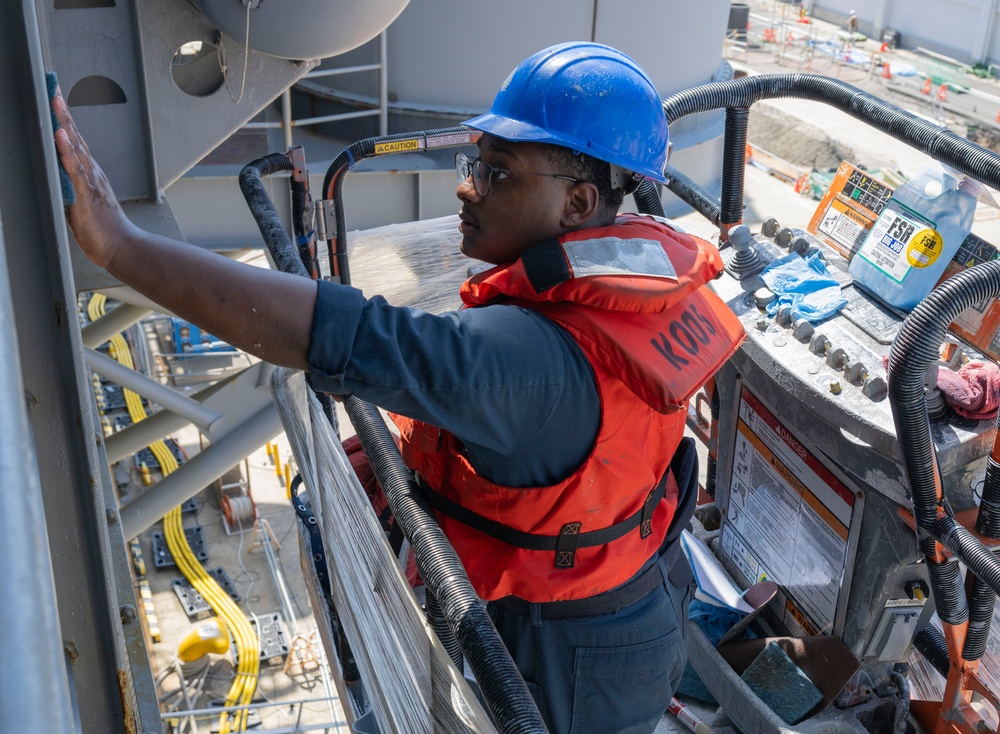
[{"x1": 560, "y1": 181, "x2": 600, "y2": 228}]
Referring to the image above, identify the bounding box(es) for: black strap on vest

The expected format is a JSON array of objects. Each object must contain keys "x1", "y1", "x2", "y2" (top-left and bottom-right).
[
  {"x1": 520, "y1": 237, "x2": 569, "y2": 293},
  {"x1": 491, "y1": 438, "x2": 701, "y2": 618},
  {"x1": 419, "y1": 469, "x2": 670, "y2": 569}
]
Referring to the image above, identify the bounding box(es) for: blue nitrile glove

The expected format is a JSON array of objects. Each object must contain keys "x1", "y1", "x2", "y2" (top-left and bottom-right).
[
  {"x1": 761, "y1": 252, "x2": 847, "y2": 323},
  {"x1": 688, "y1": 599, "x2": 748, "y2": 646}
]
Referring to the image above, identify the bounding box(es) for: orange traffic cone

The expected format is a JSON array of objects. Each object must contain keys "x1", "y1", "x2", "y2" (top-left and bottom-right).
[
  {"x1": 794, "y1": 172, "x2": 809, "y2": 194},
  {"x1": 921, "y1": 77, "x2": 932, "y2": 95},
  {"x1": 881, "y1": 63, "x2": 892, "y2": 80},
  {"x1": 938, "y1": 83, "x2": 948, "y2": 102},
  {"x1": 995, "y1": 108, "x2": 1000, "y2": 124}
]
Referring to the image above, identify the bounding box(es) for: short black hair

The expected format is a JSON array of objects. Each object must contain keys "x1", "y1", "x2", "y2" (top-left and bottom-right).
[{"x1": 544, "y1": 146, "x2": 625, "y2": 224}]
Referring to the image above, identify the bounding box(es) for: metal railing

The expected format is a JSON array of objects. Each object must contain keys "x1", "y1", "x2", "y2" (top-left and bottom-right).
[
  {"x1": 245, "y1": 30, "x2": 389, "y2": 149},
  {"x1": 160, "y1": 695, "x2": 347, "y2": 734}
]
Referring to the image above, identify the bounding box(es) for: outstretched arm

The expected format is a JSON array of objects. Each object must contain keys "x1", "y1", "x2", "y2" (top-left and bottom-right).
[{"x1": 53, "y1": 90, "x2": 316, "y2": 370}]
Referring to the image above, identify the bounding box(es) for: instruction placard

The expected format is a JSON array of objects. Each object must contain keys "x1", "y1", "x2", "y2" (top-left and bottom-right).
[
  {"x1": 808, "y1": 161, "x2": 893, "y2": 259},
  {"x1": 721, "y1": 388, "x2": 858, "y2": 635}
]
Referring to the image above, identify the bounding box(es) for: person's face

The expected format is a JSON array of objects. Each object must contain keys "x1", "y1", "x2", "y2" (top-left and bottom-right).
[{"x1": 456, "y1": 135, "x2": 576, "y2": 265}]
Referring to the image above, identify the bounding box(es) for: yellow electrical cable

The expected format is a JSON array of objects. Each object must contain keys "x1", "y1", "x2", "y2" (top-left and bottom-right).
[{"x1": 88, "y1": 295, "x2": 259, "y2": 733}]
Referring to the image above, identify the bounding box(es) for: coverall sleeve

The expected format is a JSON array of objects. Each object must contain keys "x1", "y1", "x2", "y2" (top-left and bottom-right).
[{"x1": 306, "y1": 280, "x2": 599, "y2": 487}]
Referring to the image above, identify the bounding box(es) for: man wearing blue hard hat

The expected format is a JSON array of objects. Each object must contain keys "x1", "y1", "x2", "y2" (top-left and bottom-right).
[{"x1": 56, "y1": 41, "x2": 742, "y2": 734}]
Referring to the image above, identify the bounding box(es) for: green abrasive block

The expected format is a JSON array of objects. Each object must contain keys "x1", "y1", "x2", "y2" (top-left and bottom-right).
[
  {"x1": 676, "y1": 662, "x2": 718, "y2": 705},
  {"x1": 46, "y1": 71, "x2": 75, "y2": 206},
  {"x1": 740, "y1": 641, "x2": 823, "y2": 725}
]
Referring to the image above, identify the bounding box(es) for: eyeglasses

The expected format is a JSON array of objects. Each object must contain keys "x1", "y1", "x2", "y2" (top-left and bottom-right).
[{"x1": 455, "y1": 152, "x2": 581, "y2": 197}]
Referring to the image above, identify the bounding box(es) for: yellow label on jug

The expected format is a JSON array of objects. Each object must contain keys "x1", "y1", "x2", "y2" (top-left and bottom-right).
[
  {"x1": 856, "y1": 199, "x2": 936, "y2": 283},
  {"x1": 906, "y1": 228, "x2": 943, "y2": 268}
]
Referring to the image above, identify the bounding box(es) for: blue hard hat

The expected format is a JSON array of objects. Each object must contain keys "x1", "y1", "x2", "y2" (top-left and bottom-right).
[{"x1": 464, "y1": 42, "x2": 669, "y2": 183}]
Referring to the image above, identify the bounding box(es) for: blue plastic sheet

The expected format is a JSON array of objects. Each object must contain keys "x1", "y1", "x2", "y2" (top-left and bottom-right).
[{"x1": 761, "y1": 252, "x2": 847, "y2": 322}]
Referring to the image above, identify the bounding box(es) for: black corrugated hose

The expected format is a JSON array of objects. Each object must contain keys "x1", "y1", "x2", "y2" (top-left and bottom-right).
[
  {"x1": 977, "y1": 456, "x2": 1000, "y2": 536},
  {"x1": 720, "y1": 107, "x2": 749, "y2": 233},
  {"x1": 664, "y1": 74, "x2": 1000, "y2": 188},
  {"x1": 964, "y1": 574, "x2": 995, "y2": 660},
  {"x1": 926, "y1": 558, "x2": 968, "y2": 626},
  {"x1": 239, "y1": 154, "x2": 309, "y2": 278},
  {"x1": 633, "y1": 178, "x2": 665, "y2": 217},
  {"x1": 914, "y1": 627, "x2": 951, "y2": 678},
  {"x1": 245, "y1": 142, "x2": 549, "y2": 732},
  {"x1": 887, "y1": 260, "x2": 1000, "y2": 625},
  {"x1": 342, "y1": 393, "x2": 549, "y2": 733},
  {"x1": 239, "y1": 155, "x2": 338, "y2": 431},
  {"x1": 661, "y1": 164, "x2": 721, "y2": 226}
]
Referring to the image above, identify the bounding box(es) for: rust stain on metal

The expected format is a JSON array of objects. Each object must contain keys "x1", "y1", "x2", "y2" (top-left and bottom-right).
[
  {"x1": 117, "y1": 669, "x2": 138, "y2": 734},
  {"x1": 63, "y1": 640, "x2": 79, "y2": 662}
]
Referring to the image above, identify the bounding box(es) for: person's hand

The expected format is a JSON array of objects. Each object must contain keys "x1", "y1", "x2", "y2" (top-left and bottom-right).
[{"x1": 52, "y1": 89, "x2": 137, "y2": 269}]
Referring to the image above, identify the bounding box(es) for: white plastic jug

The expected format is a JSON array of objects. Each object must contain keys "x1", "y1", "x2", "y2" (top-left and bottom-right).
[{"x1": 848, "y1": 165, "x2": 980, "y2": 311}]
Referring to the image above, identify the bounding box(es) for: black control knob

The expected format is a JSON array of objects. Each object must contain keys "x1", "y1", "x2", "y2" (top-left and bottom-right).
[{"x1": 774, "y1": 227, "x2": 794, "y2": 249}]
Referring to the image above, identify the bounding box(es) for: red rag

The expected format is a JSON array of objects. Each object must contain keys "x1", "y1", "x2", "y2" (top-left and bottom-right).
[{"x1": 936, "y1": 361, "x2": 1000, "y2": 420}]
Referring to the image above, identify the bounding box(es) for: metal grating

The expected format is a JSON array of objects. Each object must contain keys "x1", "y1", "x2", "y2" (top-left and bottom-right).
[
  {"x1": 151, "y1": 526, "x2": 208, "y2": 569},
  {"x1": 233, "y1": 612, "x2": 290, "y2": 667},
  {"x1": 171, "y1": 567, "x2": 240, "y2": 619}
]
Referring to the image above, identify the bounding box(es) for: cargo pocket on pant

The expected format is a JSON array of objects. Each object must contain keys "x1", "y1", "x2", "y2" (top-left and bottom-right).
[{"x1": 568, "y1": 628, "x2": 684, "y2": 734}]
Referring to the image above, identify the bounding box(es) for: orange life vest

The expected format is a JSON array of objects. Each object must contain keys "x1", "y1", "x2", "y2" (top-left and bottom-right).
[{"x1": 391, "y1": 215, "x2": 745, "y2": 601}]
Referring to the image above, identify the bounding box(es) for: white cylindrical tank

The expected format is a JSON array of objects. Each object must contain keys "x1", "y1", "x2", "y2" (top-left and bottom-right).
[{"x1": 188, "y1": 0, "x2": 410, "y2": 60}]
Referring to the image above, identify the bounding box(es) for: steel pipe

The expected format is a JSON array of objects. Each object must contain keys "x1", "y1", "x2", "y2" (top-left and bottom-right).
[
  {"x1": 120, "y1": 403, "x2": 282, "y2": 539},
  {"x1": 85, "y1": 347, "x2": 223, "y2": 431},
  {"x1": 81, "y1": 301, "x2": 152, "y2": 348}
]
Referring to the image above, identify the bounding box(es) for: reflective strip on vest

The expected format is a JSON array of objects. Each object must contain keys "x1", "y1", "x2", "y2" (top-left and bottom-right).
[{"x1": 563, "y1": 237, "x2": 678, "y2": 280}]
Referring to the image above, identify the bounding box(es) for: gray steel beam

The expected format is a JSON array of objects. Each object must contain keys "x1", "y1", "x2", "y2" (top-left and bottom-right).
[
  {"x1": 120, "y1": 402, "x2": 283, "y2": 540},
  {"x1": 0, "y1": 8, "x2": 76, "y2": 728},
  {"x1": 5, "y1": 2, "x2": 160, "y2": 731},
  {"x1": 84, "y1": 347, "x2": 223, "y2": 431}
]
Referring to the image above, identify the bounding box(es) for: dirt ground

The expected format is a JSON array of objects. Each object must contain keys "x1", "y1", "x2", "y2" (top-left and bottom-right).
[{"x1": 747, "y1": 103, "x2": 858, "y2": 170}]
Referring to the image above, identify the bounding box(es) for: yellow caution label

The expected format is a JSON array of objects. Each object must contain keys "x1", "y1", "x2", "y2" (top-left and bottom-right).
[
  {"x1": 374, "y1": 138, "x2": 423, "y2": 155},
  {"x1": 785, "y1": 601, "x2": 818, "y2": 636},
  {"x1": 906, "y1": 228, "x2": 944, "y2": 268}
]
